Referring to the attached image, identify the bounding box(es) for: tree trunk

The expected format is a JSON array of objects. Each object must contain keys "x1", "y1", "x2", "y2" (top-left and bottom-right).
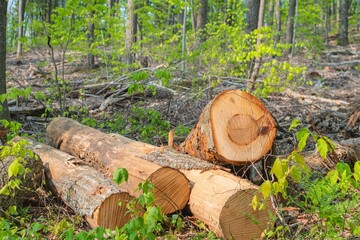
[
  {"x1": 0, "y1": 0, "x2": 10, "y2": 121},
  {"x1": 338, "y1": 0, "x2": 349, "y2": 46},
  {"x1": 274, "y1": 0, "x2": 281, "y2": 44},
  {"x1": 87, "y1": 6, "x2": 95, "y2": 69},
  {"x1": 46, "y1": 117, "x2": 190, "y2": 214},
  {"x1": 179, "y1": 90, "x2": 277, "y2": 165},
  {"x1": 195, "y1": 0, "x2": 207, "y2": 43},
  {"x1": 286, "y1": 0, "x2": 296, "y2": 54},
  {"x1": 14, "y1": 137, "x2": 134, "y2": 230},
  {"x1": 248, "y1": 0, "x2": 266, "y2": 91},
  {"x1": 124, "y1": 0, "x2": 137, "y2": 64},
  {"x1": 46, "y1": 0, "x2": 51, "y2": 23},
  {"x1": 267, "y1": 0, "x2": 274, "y2": 26},
  {"x1": 93, "y1": 133, "x2": 273, "y2": 239},
  {"x1": 246, "y1": 0, "x2": 260, "y2": 33},
  {"x1": 336, "y1": 0, "x2": 340, "y2": 30},
  {"x1": 16, "y1": 0, "x2": 26, "y2": 60}
]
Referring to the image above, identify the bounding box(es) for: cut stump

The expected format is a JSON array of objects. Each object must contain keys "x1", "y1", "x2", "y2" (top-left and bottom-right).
[
  {"x1": 179, "y1": 90, "x2": 277, "y2": 165},
  {"x1": 46, "y1": 117, "x2": 190, "y2": 214},
  {"x1": 14, "y1": 137, "x2": 134, "y2": 230}
]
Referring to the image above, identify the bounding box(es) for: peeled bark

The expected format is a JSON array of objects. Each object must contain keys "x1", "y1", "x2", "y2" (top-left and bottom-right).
[
  {"x1": 179, "y1": 90, "x2": 277, "y2": 165},
  {"x1": 13, "y1": 137, "x2": 133, "y2": 229},
  {"x1": 46, "y1": 117, "x2": 190, "y2": 214}
]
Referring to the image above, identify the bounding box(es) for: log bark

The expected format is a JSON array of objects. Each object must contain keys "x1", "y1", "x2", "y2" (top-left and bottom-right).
[
  {"x1": 179, "y1": 90, "x2": 277, "y2": 165},
  {"x1": 13, "y1": 137, "x2": 134, "y2": 230},
  {"x1": 305, "y1": 138, "x2": 360, "y2": 173},
  {"x1": 104, "y1": 133, "x2": 274, "y2": 239},
  {"x1": 46, "y1": 117, "x2": 190, "y2": 214},
  {"x1": 0, "y1": 141, "x2": 43, "y2": 211}
]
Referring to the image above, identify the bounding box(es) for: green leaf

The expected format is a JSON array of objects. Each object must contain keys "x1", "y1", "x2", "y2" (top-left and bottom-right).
[
  {"x1": 8, "y1": 159, "x2": 24, "y2": 178},
  {"x1": 251, "y1": 195, "x2": 259, "y2": 211},
  {"x1": 354, "y1": 161, "x2": 360, "y2": 182},
  {"x1": 0, "y1": 185, "x2": 10, "y2": 195},
  {"x1": 0, "y1": 93, "x2": 7, "y2": 103},
  {"x1": 260, "y1": 180, "x2": 272, "y2": 199},
  {"x1": 8, "y1": 206, "x2": 17, "y2": 215},
  {"x1": 289, "y1": 165, "x2": 301, "y2": 182},
  {"x1": 113, "y1": 168, "x2": 129, "y2": 184},
  {"x1": 289, "y1": 118, "x2": 301, "y2": 131},
  {"x1": 326, "y1": 169, "x2": 339, "y2": 185},
  {"x1": 317, "y1": 138, "x2": 329, "y2": 159},
  {"x1": 336, "y1": 162, "x2": 351, "y2": 177},
  {"x1": 296, "y1": 129, "x2": 310, "y2": 152},
  {"x1": 270, "y1": 159, "x2": 286, "y2": 179}
]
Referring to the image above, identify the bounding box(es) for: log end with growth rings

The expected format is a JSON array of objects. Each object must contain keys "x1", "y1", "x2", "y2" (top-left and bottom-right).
[{"x1": 150, "y1": 167, "x2": 190, "y2": 214}]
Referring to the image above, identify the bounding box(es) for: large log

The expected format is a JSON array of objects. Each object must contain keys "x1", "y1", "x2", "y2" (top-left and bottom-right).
[
  {"x1": 0, "y1": 140, "x2": 43, "y2": 211},
  {"x1": 101, "y1": 133, "x2": 273, "y2": 239},
  {"x1": 46, "y1": 117, "x2": 190, "y2": 214},
  {"x1": 179, "y1": 90, "x2": 277, "y2": 165},
  {"x1": 13, "y1": 137, "x2": 134, "y2": 230}
]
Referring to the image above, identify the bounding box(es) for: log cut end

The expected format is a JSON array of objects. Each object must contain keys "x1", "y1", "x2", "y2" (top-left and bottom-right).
[
  {"x1": 89, "y1": 192, "x2": 134, "y2": 230},
  {"x1": 150, "y1": 167, "x2": 190, "y2": 214},
  {"x1": 180, "y1": 90, "x2": 277, "y2": 164},
  {"x1": 220, "y1": 189, "x2": 272, "y2": 240}
]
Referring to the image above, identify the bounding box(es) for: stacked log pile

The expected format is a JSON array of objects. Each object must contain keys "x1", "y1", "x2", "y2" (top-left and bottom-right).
[{"x1": 1, "y1": 90, "x2": 283, "y2": 239}]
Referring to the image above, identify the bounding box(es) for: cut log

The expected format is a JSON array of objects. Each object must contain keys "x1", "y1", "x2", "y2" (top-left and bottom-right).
[
  {"x1": 0, "y1": 140, "x2": 43, "y2": 211},
  {"x1": 13, "y1": 137, "x2": 134, "y2": 230},
  {"x1": 46, "y1": 117, "x2": 190, "y2": 214},
  {"x1": 179, "y1": 90, "x2": 277, "y2": 165},
  {"x1": 103, "y1": 133, "x2": 274, "y2": 239},
  {"x1": 183, "y1": 169, "x2": 272, "y2": 239}
]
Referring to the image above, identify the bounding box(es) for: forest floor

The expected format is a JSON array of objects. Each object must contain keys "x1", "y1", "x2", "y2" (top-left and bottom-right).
[{"x1": 4, "y1": 33, "x2": 360, "y2": 238}]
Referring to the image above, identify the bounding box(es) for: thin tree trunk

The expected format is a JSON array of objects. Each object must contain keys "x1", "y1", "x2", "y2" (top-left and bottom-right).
[
  {"x1": 16, "y1": 0, "x2": 26, "y2": 60},
  {"x1": 194, "y1": 0, "x2": 207, "y2": 44},
  {"x1": 0, "y1": 0, "x2": 11, "y2": 121},
  {"x1": 124, "y1": 0, "x2": 137, "y2": 64},
  {"x1": 274, "y1": 0, "x2": 281, "y2": 44},
  {"x1": 248, "y1": 0, "x2": 265, "y2": 91},
  {"x1": 181, "y1": 4, "x2": 187, "y2": 72},
  {"x1": 246, "y1": 0, "x2": 260, "y2": 33},
  {"x1": 286, "y1": 0, "x2": 296, "y2": 54},
  {"x1": 336, "y1": 0, "x2": 340, "y2": 30},
  {"x1": 338, "y1": 0, "x2": 349, "y2": 46},
  {"x1": 290, "y1": 0, "x2": 298, "y2": 57},
  {"x1": 87, "y1": 7, "x2": 95, "y2": 69},
  {"x1": 324, "y1": 4, "x2": 330, "y2": 45},
  {"x1": 267, "y1": 0, "x2": 274, "y2": 26},
  {"x1": 46, "y1": 0, "x2": 52, "y2": 23}
]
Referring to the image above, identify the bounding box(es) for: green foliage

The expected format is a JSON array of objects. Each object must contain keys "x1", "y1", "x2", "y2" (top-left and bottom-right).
[
  {"x1": 256, "y1": 119, "x2": 360, "y2": 238},
  {"x1": 0, "y1": 139, "x2": 37, "y2": 197},
  {"x1": 101, "y1": 106, "x2": 170, "y2": 144}
]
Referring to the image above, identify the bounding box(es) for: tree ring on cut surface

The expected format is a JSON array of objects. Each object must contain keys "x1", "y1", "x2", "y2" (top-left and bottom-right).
[{"x1": 227, "y1": 114, "x2": 259, "y2": 146}]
